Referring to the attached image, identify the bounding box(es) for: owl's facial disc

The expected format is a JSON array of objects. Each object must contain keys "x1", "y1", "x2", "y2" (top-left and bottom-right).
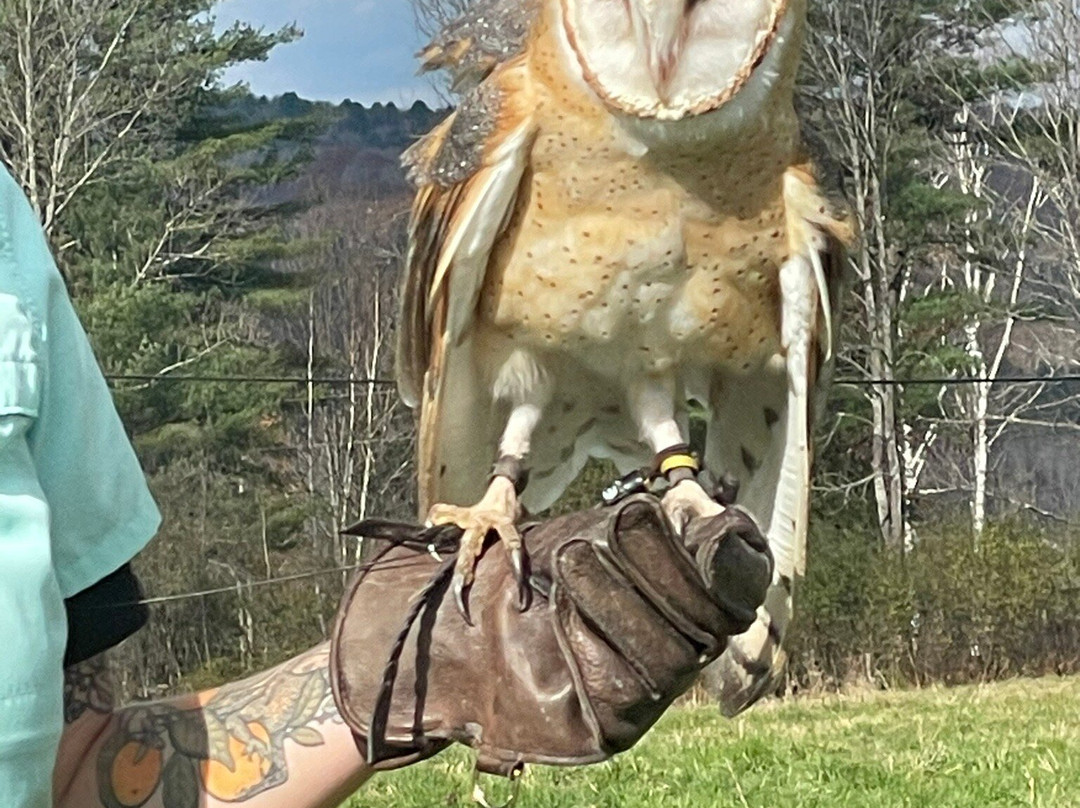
[
  {"x1": 625, "y1": 0, "x2": 691, "y2": 100},
  {"x1": 561, "y1": 0, "x2": 789, "y2": 120}
]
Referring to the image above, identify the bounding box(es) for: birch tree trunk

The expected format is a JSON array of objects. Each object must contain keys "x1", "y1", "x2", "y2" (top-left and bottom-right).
[
  {"x1": 936, "y1": 0, "x2": 1078, "y2": 531},
  {"x1": 804, "y1": 0, "x2": 922, "y2": 548}
]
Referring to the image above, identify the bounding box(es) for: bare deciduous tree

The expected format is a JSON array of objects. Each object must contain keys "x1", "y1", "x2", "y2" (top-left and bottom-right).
[
  {"x1": 0, "y1": 0, "x2": 290, "y2": 235},
  {"x1": 802, "y1": 0, "x2": 939, "y2": 548},
  {"x1": 940, "y1": 0, "x2": 1080, "y2": 526},
  {"x1": 278, "y1": 189, "x2": 417, "y2": 566}
]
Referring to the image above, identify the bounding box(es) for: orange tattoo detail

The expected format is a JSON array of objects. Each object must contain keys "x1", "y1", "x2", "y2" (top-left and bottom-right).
[
  {"x1": 200, "y1": 721, "x2": 272, "y2": 801},
  {"x1": 97, "y1": 645, "x2": 340, "y2": 807},
  {"x1": 109, "y1": 742, "x2": 163, "y2": 807}
]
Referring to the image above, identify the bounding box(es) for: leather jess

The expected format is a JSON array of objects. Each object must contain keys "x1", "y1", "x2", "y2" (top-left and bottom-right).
[{"x1": 330, "y1": 494, "x2": 773, "y2": 775}]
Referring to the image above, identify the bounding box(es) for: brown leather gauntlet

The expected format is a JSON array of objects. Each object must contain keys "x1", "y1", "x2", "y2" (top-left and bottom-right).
[{"x1": 330, "y1": 495, "x2": 772, "y2": 775}]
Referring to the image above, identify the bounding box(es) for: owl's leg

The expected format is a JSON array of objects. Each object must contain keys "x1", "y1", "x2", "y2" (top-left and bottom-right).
[
  {"x1": 630, "y1": 376, "x2": 724, "y2": 531},
  {"x1": 428, "y1": 352, "x2": 549, "y2": 621}
]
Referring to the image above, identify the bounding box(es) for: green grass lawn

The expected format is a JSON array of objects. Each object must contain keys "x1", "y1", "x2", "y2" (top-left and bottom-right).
[{"x1": 347, "y1": 677, "x2": 1080, "y2": 807}]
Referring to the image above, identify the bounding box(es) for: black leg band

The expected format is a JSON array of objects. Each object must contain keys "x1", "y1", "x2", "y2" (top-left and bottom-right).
[{"x1": 491, "y1": 455, "x2": 529, "y2": 495}]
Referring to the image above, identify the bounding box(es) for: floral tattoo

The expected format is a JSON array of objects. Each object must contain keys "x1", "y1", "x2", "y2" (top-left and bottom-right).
[{"x1": 92, "y1": 644, "x2": 341, "y2": 807}]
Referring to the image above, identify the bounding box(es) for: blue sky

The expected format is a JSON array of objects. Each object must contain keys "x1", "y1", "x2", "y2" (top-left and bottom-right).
[{"x1": 213, "y1": 1, "x2": 439, "y2": 106}]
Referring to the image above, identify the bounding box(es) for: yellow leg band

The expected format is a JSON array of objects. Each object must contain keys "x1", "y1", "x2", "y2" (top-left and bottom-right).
[{"x1": 659, "y1": 453, "x2": 699, "y2": 476}]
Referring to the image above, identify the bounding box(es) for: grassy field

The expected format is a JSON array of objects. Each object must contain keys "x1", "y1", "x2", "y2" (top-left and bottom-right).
[{"x1": 347, "y1": 677, "x2": 1080, "y2": 808}]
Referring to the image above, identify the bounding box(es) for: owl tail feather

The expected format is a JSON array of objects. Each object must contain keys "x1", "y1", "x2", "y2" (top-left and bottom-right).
[{"x1": 703, "y1": 584, "x2": 792, "y2": 716}]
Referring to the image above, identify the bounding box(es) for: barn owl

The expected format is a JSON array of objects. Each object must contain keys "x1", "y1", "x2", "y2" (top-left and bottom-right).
[{"x1": 397, "y1": 0, "x2": 851, "y2": 714}]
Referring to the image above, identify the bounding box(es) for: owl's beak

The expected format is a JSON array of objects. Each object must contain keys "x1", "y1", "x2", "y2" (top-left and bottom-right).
[{"x1": 628, "y1": 0, "x2": 689, "y2": 100}]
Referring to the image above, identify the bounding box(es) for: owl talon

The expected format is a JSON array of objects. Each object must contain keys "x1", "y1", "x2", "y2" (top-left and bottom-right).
[
  {"x1": 428, "y1": 476, "x2": 523, "y2": 624},
  {"x1": 453, "y1": 572, "x2": 474, "y2": 626},
  {"x1": 716, "y1": 472, "x2": 741, "y2": 507},
  {"x1": 448, "y1": 527, "x2": 484, "y2": 625},
  {"x1": 510, "y1": 547, "x2": 531, "y2": 611}
]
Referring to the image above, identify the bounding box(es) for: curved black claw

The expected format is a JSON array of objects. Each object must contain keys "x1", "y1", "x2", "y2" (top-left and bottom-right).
[
  {"x1": 453, "y1": 573, "x2": 474, "y2": 627},
  {"x1": 697, "y1": 469, "x2": 741, "y2": 507},
  {"x1": 510, "y1": 547, "x2": 531, "y2": 612},
  {"x1": 716, "y1": 473, "x2": 741, "y2": 507}
]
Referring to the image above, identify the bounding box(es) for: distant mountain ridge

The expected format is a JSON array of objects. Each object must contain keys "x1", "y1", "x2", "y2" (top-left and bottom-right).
[
  {"x1": 232, "y1": 92, "x2": 449, "y2": 199},
  {"x1": 232, "y1": 92, "x2": 447, "y2": 149}
]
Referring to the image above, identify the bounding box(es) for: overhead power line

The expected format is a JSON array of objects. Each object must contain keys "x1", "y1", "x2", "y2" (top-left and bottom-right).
[
  {"x1": 93, "y1": 555, "x2": 441, "y2": 608},
  {"x1": 105, "y1": 373, "x2": 396, "y2": 386},
  {"x1": 837, "y1": 374, "x2": 1080, "y2": 386},
  {"x1": 103, "y1": 373, "x2": 1080, "y2": 388},
  {"x1": 88, "y1": 371, "x2": 1075, "y2": 604}
]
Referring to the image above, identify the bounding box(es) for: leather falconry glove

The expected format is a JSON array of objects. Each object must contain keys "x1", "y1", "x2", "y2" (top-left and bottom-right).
[{"x1": 330, "y1": 493, "x2": 773, "y2": 779}]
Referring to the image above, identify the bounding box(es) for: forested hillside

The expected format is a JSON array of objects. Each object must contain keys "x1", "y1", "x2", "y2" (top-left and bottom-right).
[{"x1": 106, "y1": 94, "x2": 451, "y2": 693}]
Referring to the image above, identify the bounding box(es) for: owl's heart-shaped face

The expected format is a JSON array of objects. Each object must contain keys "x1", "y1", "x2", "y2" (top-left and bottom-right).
[{"x1": 560, "y1": 0, "x2": 789, "y2": 120}]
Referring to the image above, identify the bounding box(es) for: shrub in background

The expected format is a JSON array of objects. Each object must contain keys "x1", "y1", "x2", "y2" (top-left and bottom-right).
[{"x1": 786, "y1": 515, "x2": 1080, "y2": 692}]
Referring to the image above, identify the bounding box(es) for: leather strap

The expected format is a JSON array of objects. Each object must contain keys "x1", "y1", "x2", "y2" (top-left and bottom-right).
[{"x1": 368, "y1": 552, "x2": 457, "y2": 767}]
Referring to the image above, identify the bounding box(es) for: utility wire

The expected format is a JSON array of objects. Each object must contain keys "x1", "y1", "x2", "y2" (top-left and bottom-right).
[
  {"x1": 105, "y1": 373, "x2": 396, "y2": 386},
  {"x1": 104, "y1": 373, "x2": 1080, "y2": 387},
  {"x1": 837, "y1": 374, "x2": 1080, "y2": 386},
  {"x1": 95, "y1": 371, "x2": 1080, "y2": 606},
  {"x1": 94, "y1": 555, "x2": 442, "y2": 608}
]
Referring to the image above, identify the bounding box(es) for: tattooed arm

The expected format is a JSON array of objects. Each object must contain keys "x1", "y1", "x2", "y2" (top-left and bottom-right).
[{"x1": 53, "y1": 644, "x2": 374, "y2": 808}]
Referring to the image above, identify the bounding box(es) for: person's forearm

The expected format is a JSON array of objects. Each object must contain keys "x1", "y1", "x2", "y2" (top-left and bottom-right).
[{"x1": 54, "y1": 643, "x2": 374, "y2": 808}]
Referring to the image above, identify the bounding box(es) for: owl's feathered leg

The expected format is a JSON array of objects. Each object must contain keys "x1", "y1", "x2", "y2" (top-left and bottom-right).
[
  {"x1": 428, "y1": 351, "x2": 549, "y2": 622},
  {"x1": 629, "y1": 377, "x2": 724, "y2": 530}
]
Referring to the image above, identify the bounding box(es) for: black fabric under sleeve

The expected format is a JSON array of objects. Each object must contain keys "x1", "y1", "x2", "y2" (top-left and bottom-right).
[{"x1": 63, "y1": 563, "x2": 149, "y2": 667}]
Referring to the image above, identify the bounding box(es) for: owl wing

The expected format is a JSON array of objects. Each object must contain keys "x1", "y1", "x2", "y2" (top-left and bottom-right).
[
  {"x1": 417, "y1": 0, "x2": 542, "y2": 92},
  {"x1": 705, "y1": 165, "x2": 852, "y2": 715},
  {"x1": 396, "y1": 61, "x2": 538, "y2": 512}
]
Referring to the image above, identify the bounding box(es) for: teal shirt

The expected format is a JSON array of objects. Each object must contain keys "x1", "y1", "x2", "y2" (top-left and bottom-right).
[
  {"x1": 0, "y1": 167, "x2": 160, "y2": 806},
  {"x1": 0, "y1": 168, "x2": 160, "y2": 598}
]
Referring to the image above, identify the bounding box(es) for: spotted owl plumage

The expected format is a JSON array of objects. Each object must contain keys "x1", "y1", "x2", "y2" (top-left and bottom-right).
[{"x1": 397, "y1": 0, "x2": 852, "y2": 715}]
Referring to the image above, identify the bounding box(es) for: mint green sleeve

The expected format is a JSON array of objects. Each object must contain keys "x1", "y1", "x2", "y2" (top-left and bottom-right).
[
  {"x1": 0, "y1": 299, "x2": 66, "y2": 808},
  {"x1": 1, "y1": 169, "x2": 161, "y2": 598}
]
